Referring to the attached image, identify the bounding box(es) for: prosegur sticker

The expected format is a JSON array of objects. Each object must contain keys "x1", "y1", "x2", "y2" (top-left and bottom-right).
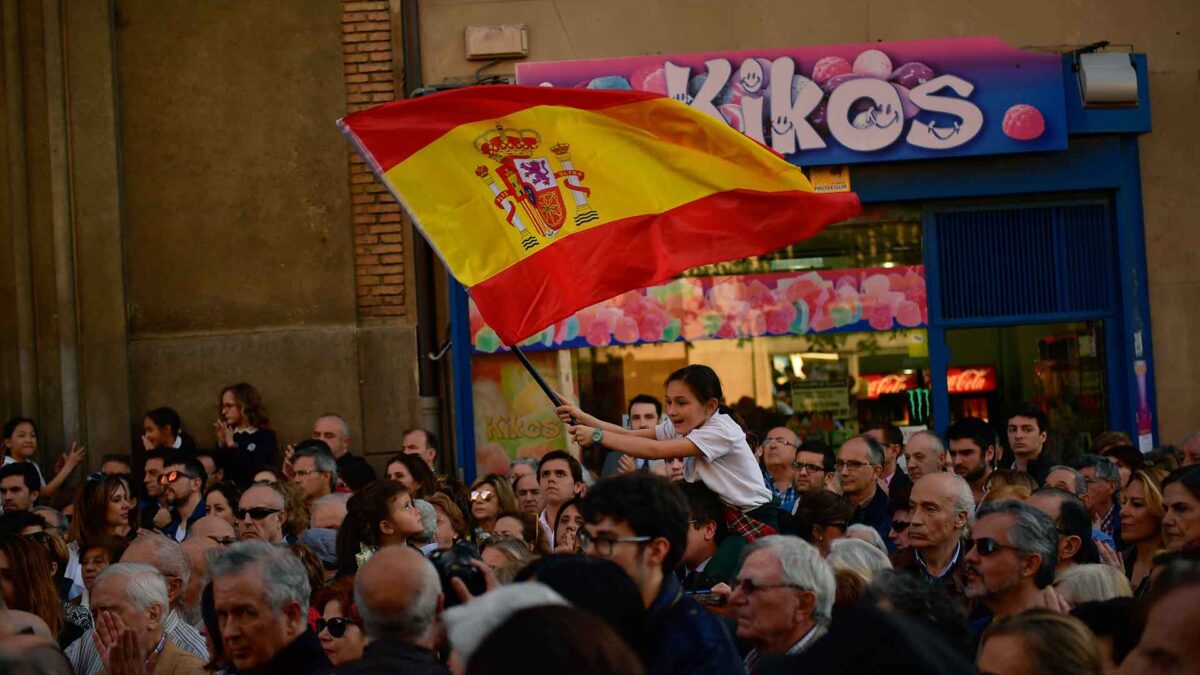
[{"x1": 809, "y1": 165, "x2": 851, "y2": 193}]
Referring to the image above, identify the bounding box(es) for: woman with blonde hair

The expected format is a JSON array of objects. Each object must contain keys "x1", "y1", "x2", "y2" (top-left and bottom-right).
[
  {"x1": 1054, "y1": 564, "x2": 1133, "y2": 606},
  {"x1": 827, "y1": 537, "x2": 892, "y2": 583},
  {"x1": 469, "y1": 474, "x2": 519, "y2": 533},
  {"x1": 1121, "y1": 467, "x2": 1168, "y2": 595},
  {"x1": 980, "y1": 484, "x2": 1032, "y2": 505}
]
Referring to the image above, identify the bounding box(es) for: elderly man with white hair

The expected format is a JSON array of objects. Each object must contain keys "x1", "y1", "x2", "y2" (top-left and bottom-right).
[
  {"x1": 892, "y1": 472, "x2": 975, "y2": 606},
  {"x1": 67, "y1": 532, "x2": 208, "y2": 675},
  {"x1": 89, "y1": 563, "x2": 206, "y2": 675},
  {"x1": 730, "y1": 535, "x2": 835, "y2": 673},
  {"x1": 902, "y1": 430, "x2": 946, "y2": 482},
  {"x1": 211, "y1": 541, "x2": 329, "y2": 675}
]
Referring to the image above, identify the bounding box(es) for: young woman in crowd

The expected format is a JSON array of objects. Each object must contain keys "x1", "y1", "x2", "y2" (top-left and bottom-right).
[
  {"x1": 204, "y1": 481, "x2": 243, "y2": 527},
  {"x1": 385, "y1": 452, "x2": 437, "y2": 499},
  {"x1": 469, "y1": 474, "x2": 519, "y2": 534},
  {"x1": 0, "y1": 536, "x2": 83, "y2": 648},
  {"x1": 1121, "y1": 467, "x2": 1169, "y2": 595},
  {"x1": 429, "y1": 492, "x2": 467, "y2": 550},
  {"x1": 336, "y1": 480, "x2": 425, "y2": 573},
  {"x1": 313, "y1": 576, "x2": 364, "y2": 667},
  {"x1": 69, "y1": 474, "x2": 137, "y2": 543},
  {"x1": 141, "y1": 406, "x2": 196, "y2": 453},
  {"x1": 791, "y1": 490, "x2": 854, "y2": 556},
  {"x1": 213, "y1": 382, "x2": 277, "y2": 488},
  {"x1": 553, "y1": 497, "x2": 584, "y2": 554},
  {"x1": 1161, "y1": 465, "x2": 1200, "y2": 552},
  {"x1": 2, "y1": 417, "x2": 86, "y2": 499},
  {"x1": 559, "y1": 364, "x2": 774, "y2": 531}
]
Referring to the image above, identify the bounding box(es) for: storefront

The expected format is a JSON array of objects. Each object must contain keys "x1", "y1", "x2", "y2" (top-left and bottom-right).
[{"x1": 447, "y1": 37, "x2": 1154, "y2": 482}]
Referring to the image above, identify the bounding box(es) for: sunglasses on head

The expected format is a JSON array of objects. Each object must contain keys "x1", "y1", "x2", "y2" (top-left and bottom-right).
[
  {"x1": 24, "y1": 531, "x2": 50, "y2": 545},
  {"x1": 316, "y1": 617, "x2": 359, "y2": 638},
  {"x1": 157, "y1": 470, "x2": 195, "y2": 486},
  {"x1": 235, "y1": 507, "x2": 281, "y2": 521}
]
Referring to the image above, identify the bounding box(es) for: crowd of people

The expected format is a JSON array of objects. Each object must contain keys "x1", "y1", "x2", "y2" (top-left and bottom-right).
[{"x1": 0, "y1": 373, "x2": 1199, "y2": 674}]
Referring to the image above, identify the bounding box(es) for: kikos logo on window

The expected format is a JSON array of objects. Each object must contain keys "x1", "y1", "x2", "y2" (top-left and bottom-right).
[{"x1": 566, "y1": 48, "x2": 1046, "y2": 155}]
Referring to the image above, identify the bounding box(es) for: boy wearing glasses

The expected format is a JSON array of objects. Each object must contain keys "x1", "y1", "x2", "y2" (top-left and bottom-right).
[
  {"x1": 579, "y1": 473, "x2": 742, "y2": 675},
  {"x1": 161, "y1": 452, "x2": 209, "y2": 543}
]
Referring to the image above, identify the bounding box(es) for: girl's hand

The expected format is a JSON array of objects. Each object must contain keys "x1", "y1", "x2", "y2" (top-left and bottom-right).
[
  {"x1": 214, "y1": 420, "x2": 235, "y2": 448},
  {"x1": 282, "y1": 445, "x2": 296, "y2": 479},
  {"x1": 568, "y1": 425, "x2": 596, "y2": 448},
  {"x1": 617, "y1": 454, "x2": 637, "y2": 474},
  {"x1": 555, "y1": 404, "x2": 583, "y2": 425},
  {"x1": 141, "y1": 434, "x2": 155, "y2": 451},
  {"x1": 63, "y1": 442, "x2": 86, "y2": 468}
]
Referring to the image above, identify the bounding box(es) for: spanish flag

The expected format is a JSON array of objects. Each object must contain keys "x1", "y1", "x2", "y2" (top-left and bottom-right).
[{"x1": 339, "y1": 86, "x2": 861, "y2": 344}]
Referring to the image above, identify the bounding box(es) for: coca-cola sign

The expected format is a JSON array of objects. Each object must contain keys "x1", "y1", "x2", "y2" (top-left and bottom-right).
[
  {"x1": 859, "y1": 365, "x2": 996, "y2": 399},
  {"x1": 946, "y1": 366, "x2": 997, "y2": 394}
]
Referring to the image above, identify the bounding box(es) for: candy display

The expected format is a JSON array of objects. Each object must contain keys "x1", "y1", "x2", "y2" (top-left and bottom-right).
[{"x1": 470, "y1": 266, "x2": 927, "y2": 353}]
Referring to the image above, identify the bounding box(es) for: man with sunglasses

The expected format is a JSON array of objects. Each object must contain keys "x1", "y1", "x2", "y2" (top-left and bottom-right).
[
  {"x1": 161, "y1": 453, "x2": 209, "y2": 543},
  {"x1": 579, "y1": 473, "x2": 742, "y2": 675},
  {"x1": 760, "y1": 427, "x2": 801, "y2": 512},
  {"x1": 892, "y1": 473, "x2": 974, "y2": 607},
  {"x1": 962, "y1": 499, "x2": 1062, "y2": 634},
  {"x1": 838, "y1": 435, "x2": 893, "y2": 549},
  {"x1": 237, "y1": 484, "x2": 287, "y2": 544},
  {"x1": 731, "y1": 535, "x2": 834, "y2": 672}
]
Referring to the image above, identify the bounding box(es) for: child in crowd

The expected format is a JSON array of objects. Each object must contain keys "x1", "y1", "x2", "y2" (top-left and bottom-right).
[{"x1": 557, "y1": 364, "x2": 775, "y2": 538}]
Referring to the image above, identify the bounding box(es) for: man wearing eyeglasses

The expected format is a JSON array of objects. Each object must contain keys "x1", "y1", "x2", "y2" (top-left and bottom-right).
[
  {"x1": 760, "y1": 427, "x2": 801, "y2": 512},
  {"x1": 892, "y1": 473, "x2": 974, "y2": 606},
  {"x1": 237, "y1": 484, "x2": 287, "y2": 544},
  {"x1": 291, "y1": 440, "x2": 337, "y2": 505},
  {"x1": 161, "y1": 453, "x2": 209, "y2": 543},
  {"x1": 579, "y1": 473, "x2": 742, "y2": 675},
  {"x1": 837, "y1": 436, "x2": 893, "y2": 549},
  {"x1": 790, "y1": 441, "x2": 835, "y2": 510},
  {"x1": 962, "y1": 499, "x2": 1063, "y2": 633},
  {"x1": 730, "y1": 536, "x2": 834, "y2": 672}
]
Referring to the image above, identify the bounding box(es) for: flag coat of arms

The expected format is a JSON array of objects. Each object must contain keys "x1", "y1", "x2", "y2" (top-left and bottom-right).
[{"x1": 339, "y1": 85, "x2": 861, "y2": 344}]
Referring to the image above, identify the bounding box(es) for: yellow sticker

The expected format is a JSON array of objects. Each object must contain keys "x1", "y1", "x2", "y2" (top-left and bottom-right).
[{"x1": 809, "y1": 165, "x2": 851, "y2": 193}]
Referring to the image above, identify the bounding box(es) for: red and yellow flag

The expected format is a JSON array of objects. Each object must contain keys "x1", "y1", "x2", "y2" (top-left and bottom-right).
[{"x1": 339, "y1": 85, "x2": 861, "y2": 344}]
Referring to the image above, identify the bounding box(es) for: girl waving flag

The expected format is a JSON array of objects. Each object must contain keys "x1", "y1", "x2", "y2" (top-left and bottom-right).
[{"x1": 558, "y1": 365, "x2": 776, "y2": 539}]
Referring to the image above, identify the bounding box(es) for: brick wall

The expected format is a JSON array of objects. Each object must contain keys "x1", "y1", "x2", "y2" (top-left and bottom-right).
[{"x1": 342, "y1": 0, "x2": 405, "y2": 317}]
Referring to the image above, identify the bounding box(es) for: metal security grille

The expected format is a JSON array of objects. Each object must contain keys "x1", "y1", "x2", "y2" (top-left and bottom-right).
[{"x1": 933, "y1": 203, "x2": 1114, "y2": 323}]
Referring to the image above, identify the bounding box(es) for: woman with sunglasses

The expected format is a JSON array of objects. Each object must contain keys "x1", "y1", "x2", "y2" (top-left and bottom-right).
[
  {"x1": 313, "y1": 576, "x2": 364, "y2": 666},
  {"x1": 469, "y1": 474, "x2": 519, "y2": 534}
]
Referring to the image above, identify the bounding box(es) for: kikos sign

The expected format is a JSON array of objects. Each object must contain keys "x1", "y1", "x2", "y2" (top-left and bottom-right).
[{"x1": 516, "y1": 37, "x2": 1068, "y2": 166}]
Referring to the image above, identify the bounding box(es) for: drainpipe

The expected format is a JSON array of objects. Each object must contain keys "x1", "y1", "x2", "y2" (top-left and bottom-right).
[{"x1": 399, "y1": 0, "x2": 445, "y2": 466}]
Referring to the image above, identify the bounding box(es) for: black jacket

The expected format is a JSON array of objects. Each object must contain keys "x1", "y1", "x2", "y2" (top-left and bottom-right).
[
  {"x1": 336, "y1": 453, "x2": 378, "y2": 491},
  {"x1": 245, "y1": 629, "x2": 331, "y2": 675},
  {"x1": 334, "y1": 639, "x2": 447, "y2": 675}
]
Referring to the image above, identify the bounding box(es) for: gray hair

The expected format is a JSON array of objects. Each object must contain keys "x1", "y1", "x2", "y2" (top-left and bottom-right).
[
  {"x1": 858, "y1": 435, "x2": 886, "y2": 467},
  {"x1": 1048, "y1": 465, "x2": 1088, "y2": 495},
  {"x1": 946, "y1": 473, "x2": 977, "y2": 534},
  {"x1": 294, "y1": 443, "x2": 338, "y2": 487},
  {"x1": 976, "y1": 500, "x2": 1059, "y2": 588},
  {"x1": 743, "y1": 535, "x2": 835, "y2": 625},
  {"x1": 313, "y1": 492, "x2": 351, "y2": 509},
  {"x1": 129, "y1": 532, "x2": 190, "y2": 589},
  {"x1": 31, "y1": 506, "x2": 65, "y2": 531},
  {"x1": 828, "y1": 538, "x2": 893, "y2": 583},
  {"x1": 845, "y1": 524, "x2": 888, "y2": 555},
  {"x1": 479, "y1": 535, "x2": 534, "y2": 567},
  {"x1": 1075, "y1": 455, "x2": 1122, "y2": 498},
  {"x1": 908, "y1": 430, "x2": 946, "y2": 457},
  {"x1": 354, "y1": 553, "x2": 441, "y2": 641},
  {"x1": 209, "y1": 541, "x2": 311, "y2": 614},
  {"x1": 317, "y1": 413, "x2": 351, "y2": 440},
  {"x1": 95, "y1": 563, "x2": 170, "y2": 614},
  {"x1": 414, "y1": 499, "x2": 437, "y2": 543},
  {"x1": 1055, "y1": 564, "x2": 1132, "y2": 604}
]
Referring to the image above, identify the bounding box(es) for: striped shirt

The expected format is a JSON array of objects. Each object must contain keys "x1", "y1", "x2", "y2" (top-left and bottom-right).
[{"x1": 66, "y1": 609, "x2": 208, "y2": 675}]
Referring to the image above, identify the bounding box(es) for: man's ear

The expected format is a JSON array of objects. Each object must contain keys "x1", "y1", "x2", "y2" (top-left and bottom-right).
[
  {"x1": 167, "y1": 576, "x2": 184, "y2": 604},
  {"x1": 283, "y1": 600, "x2": 306, "y2": 634},
  {"x1": 644, "y1": 537, "x2": 670, "y2": 569},
  {"x1": 1061, "y1": 535, "x2": 1082, "y2": 561},
  {"x1": 30, "y1": 491, "x2": 39, "y2": 503},
  {"x1": 793, "y1": 589, "x2": 817, "y2": 622},
  {"x1": 703, "y1": 520, "x2": 718, "y2": 543},
  {"x1": 146, "y1": 602, "x2": 164, "y2": 631}
]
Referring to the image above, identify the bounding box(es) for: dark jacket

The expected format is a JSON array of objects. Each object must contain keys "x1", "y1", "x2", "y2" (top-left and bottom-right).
[
  {"x1": 680, "y1": 535, "x2": 747, "y2": 591},
  {"x1": 336, "y1": 452, "x2": 378, "y2": 491},
  {"x1": 891, "y1": 543, "x2": 973, "y2": 610},
  {"x1": 646, "y1": 573, "x2": 745, "y2": 675},
  {"x1": 851, "y1": 486, "x2": 892, "y2": 549},
  {"x1": 244, "y1": 629, "x2": 330, "y2": 675},
  {"x1": 162, "y1": 498, "x2": 207, "y2": 541},
  {"x1": 334, "y1": 639, "x2": 447, "y2": 675},
  {"x1": 218, "y1": 428, "x2": 278, "y2": 490}
]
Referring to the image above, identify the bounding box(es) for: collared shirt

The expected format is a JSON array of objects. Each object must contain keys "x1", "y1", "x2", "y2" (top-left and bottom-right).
[
  {"x1": 744, "y1": 623, "x2": 826, "y2": 674},
  {"x1": 762, "y1": 467, "x2": 800, "y2": 512},
  {"x1": 1098, "y1": 502, "x2": 1121, "y2": 543},
  {"x1": 913, "y1": 540, "x2": 963, "y2": 582},
  {"x1": 67, "y1": 609, "x2": 208, "y2": 675}
]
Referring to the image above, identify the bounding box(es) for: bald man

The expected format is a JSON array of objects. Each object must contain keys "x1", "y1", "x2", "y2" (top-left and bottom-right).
[
  {"x1": 761, "y1": 427, "x2": 802, "y2": 511},
  {"x1": 186, "y1": 515, "x2": 237, "y2": 547},
  {"x1": 892, "y1": 473, "x2": 975, "y2": 607},
  {"x1": 336, "y1": 546, "x2": 445, "y2": 675},
  {"x1": 237, "y1": 484, "x2": 287, "y2": 544}
]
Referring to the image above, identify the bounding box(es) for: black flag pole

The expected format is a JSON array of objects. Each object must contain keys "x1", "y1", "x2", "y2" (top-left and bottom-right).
[{"x1": 510, "y1": 344, "x2": 576, "y2": 425}]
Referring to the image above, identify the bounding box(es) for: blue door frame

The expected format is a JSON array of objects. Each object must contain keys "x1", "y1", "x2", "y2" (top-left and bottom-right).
[{"x1": 449, "y1": 55, "x2": 1156, "y2": 476}]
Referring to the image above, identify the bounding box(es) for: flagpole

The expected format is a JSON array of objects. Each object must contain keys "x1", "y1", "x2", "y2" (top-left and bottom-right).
[{"x1": 510, "y1": 344, "x2": 577, "y2": 424}]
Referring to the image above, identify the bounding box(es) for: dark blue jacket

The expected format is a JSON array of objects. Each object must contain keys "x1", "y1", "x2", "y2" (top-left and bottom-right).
[
  {"x1": 646, "y1": 573, "x2": 745, "y2": 675},
  {"x1": 852, "y1": 486, "x2": 893, "y2": 551},
  {"x1": 162, "y1": 498, "x2": 207, "y2": 541}
]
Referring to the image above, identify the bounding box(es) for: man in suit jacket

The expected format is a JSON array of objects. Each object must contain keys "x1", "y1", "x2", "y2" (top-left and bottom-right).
[
  {"x1": 678, "y1": 482, "x2": 747, "y2": 591},
  {"x1": 90, "y1": 563, "x2": 206, "y2": 675}
]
